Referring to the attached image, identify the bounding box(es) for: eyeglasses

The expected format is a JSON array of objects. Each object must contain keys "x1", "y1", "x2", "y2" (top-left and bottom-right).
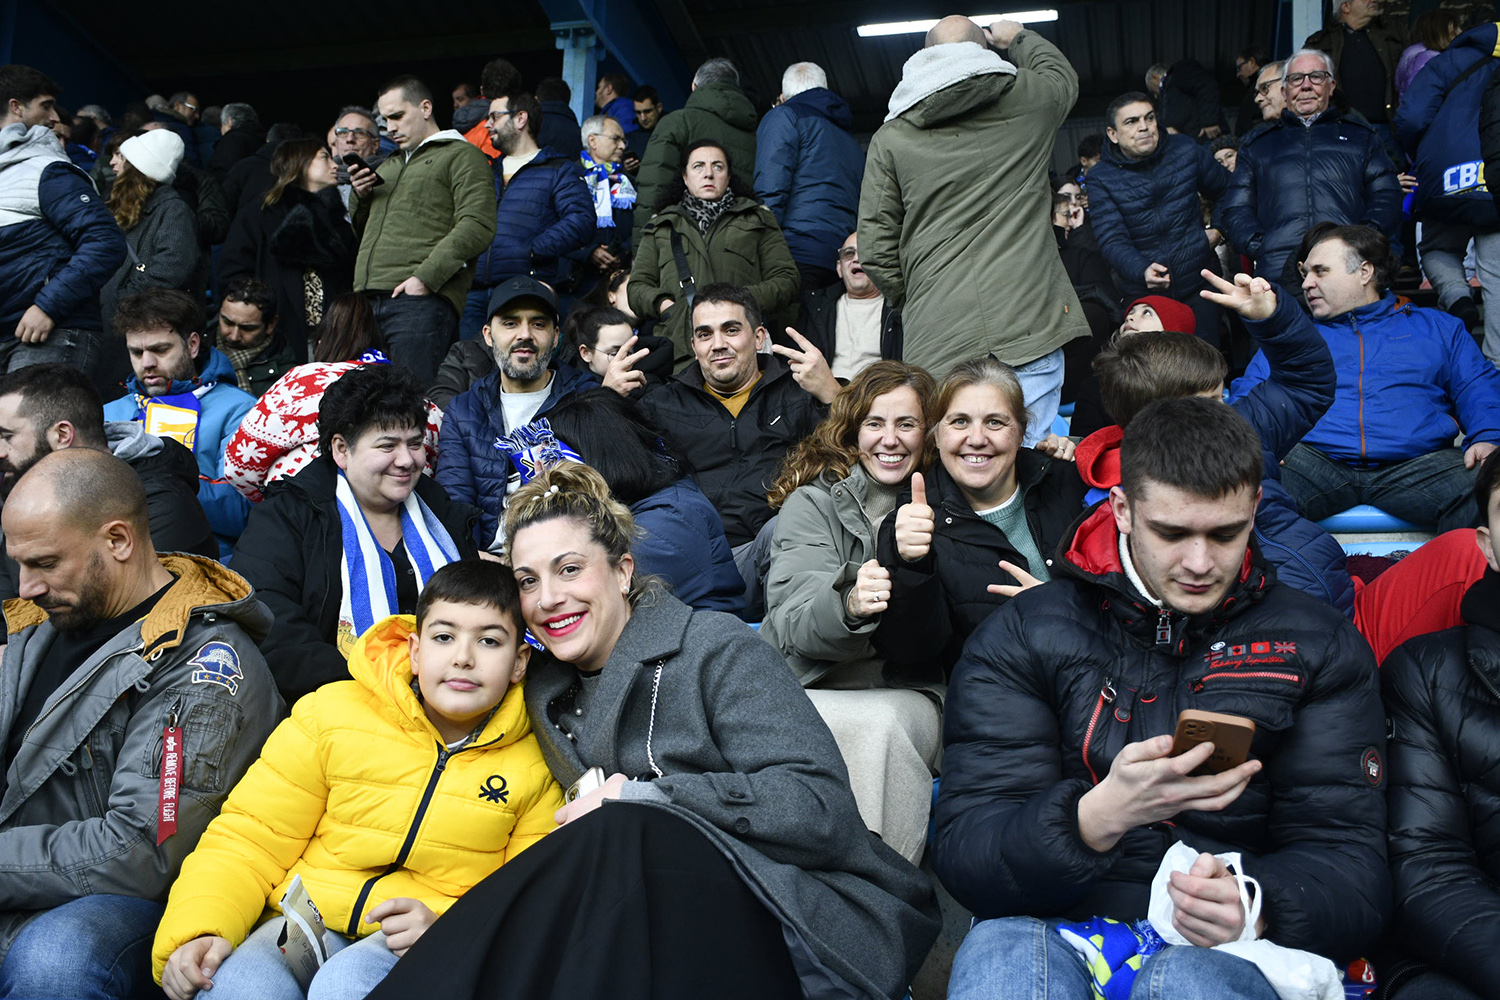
[
  {"x1": 837, "y1": 247, "x2": 859, "y2": 261},
  {"x1": 1255, "y1": 82, "x2": 1276, "y2": 96},
  {"x1": 180, "y1": 101, "x2": 198, "y2": 111},
  {"x1": 487, "y1": 110, "x2": 517, "y2": 123},
  {"x1": 333, "y1": 127, "x2": 376, "y2": 139},
  {"x1": 1284, "y1": 71, "x2": 1333, "y2": 87}
]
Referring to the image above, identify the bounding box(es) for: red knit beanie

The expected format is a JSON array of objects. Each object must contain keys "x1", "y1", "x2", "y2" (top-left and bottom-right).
[{"x1": 1126, "y1": 295, "x2": 1196, "y2": 335}]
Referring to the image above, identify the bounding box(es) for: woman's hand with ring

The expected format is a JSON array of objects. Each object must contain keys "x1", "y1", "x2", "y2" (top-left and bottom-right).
[{"x1": 846, "y1": 559, "x2": 891, "y2": 619}]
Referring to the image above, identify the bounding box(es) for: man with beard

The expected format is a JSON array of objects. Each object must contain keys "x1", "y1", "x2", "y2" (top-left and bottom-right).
[
  {"x1": 0, "y1": 448, "x2": 279, "y2": 999},
  {"x1": 102, "y1": 288, "x2": 256, "y2": 558},
  {"x1": 0, "y1": 363, "x2": 215, "y2": 599},
  {"x1": 435, "y1": 277, "x2": 598, "y2": 549}
]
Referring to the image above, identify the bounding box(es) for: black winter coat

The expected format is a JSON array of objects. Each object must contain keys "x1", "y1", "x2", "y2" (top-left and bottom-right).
[
  {"x1": 873, "y1": 450, "x2": 1089, "y2": 676},
  {"x1": 934, "y1": 501, "x2": 1390, "y2": 962},
  {"x1": 1157, "y1": 59, "x2": 1228, "y2": 137},
  {"x1": 636, "y1": 354, "x2": 825, "y2": 548},
  {"x1": 219, "y1": 185, "x2": 356, "y2": 360},
  {"x1": 208, "y1": 124, "x2": 266, "y2": 180},
  {"x1": 1381, "y1": 571, "x2": 1500, "y2": 998},
  {"x1": 1088, "y1": 133, "x2": 1231, "y2": 299},
  {"x1": 229, "y1": 458, "x2": 480, "y2": 702},
  {"x1": 797, "y1": 284, "x2": 903, "y2": 368},
  {"x1": 1217, "y1": 109, "x2": 1402, "y2": 284}
]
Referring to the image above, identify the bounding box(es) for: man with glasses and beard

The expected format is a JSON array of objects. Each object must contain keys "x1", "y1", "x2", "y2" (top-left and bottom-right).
[
  {"x1": 1217, "y1": 48, "x2": 1401, "y2": 291},
  {"x1": 435, "y1": 277, "x2": 599, "y2": 549},
  {"x1": 0, "y1": 448, "x2": 279, "y2": 1000}
]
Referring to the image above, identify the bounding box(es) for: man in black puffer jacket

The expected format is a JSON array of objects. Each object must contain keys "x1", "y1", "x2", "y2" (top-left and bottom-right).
[
  {"x1": 1379, "y1": 452, "x2": 1500, "y2": 1000},
  {"x1": 939, "y1": 397, "x2": 1388, "y2": 998}
]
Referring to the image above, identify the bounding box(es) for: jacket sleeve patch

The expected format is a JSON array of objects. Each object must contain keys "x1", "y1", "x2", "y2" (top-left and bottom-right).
[{"x1": 188, "y1": 640, "x2": 244, "y2": 695}]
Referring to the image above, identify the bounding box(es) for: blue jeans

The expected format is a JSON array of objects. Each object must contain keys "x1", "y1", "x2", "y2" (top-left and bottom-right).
[
  {"x1": 0, "y1": 893, "x2": 164, "y2": 999},
  {"x1": 369, "y1": 294, "x2": 458, "y2": 388},
  {"x1": 1281, "y1": 442, "x2": 1480, "y2": 532},
  {"x1": 195, "y1": 917, "x2": 400, "y2": 1000},
  {"x1": 948, "y1": 916, "x2": 1279, "y2": 1000},
  {"x1": 1011, "y1": 348, "x2": 1065, "y2": 448}
]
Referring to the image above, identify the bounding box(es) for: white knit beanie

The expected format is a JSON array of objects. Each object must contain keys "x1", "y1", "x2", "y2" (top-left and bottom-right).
[{"x1": 121, "y1": 129, "x2": 185, "y2": 183}]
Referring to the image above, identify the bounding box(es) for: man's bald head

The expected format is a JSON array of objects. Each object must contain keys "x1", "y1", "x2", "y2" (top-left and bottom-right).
[
  {"x1": 7, "y1": 449, "x2": 149, "y2": 539},
  {"x1": 926, "y1": 15, "x2": 986, "y2": 47}
]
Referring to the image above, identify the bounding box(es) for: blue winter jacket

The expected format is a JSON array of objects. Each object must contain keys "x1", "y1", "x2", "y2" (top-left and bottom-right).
[
  {"x1": 102, "y1": 348, "x2": 256, "y2": 558},
  {"x1": 472, "y1": 148, "x2": 595, "y2": 288},
  {"x1": 0, "y1": 123, "x2": 125, "y2": 338},
  {"x1": 753, "y1": 88, "x2": 864, "y2": 270},
  {"x1": 1216, "y1": 109, "x2": 1402, "y2": 283},
  {"x1": 1087, "y1": 132, "x2": 1231, "y2": 298},
  {"x1": 630, "y1": 480, "x2": 746, "y2": 615},
  {"x1": 435, "y1": 364, "x2": 600, "y2": 547},
  {"x1": 1232, "y1": 292, "x2": 1353, "y2": 615},
  {"x1": 602, "y1": 96, "x2": 638, "y2": 133},
  {"x1": 1231, "y1": 294, "x2": 1500, "y2": 463},
  {"x1": 1394, "y1": 22, "x2": 1500, "y2": 228}
]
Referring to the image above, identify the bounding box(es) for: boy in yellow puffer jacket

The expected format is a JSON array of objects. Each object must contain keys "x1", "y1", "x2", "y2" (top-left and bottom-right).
[{"x1": 153, "y1": 561, "x2": 563, "y2": 1000}]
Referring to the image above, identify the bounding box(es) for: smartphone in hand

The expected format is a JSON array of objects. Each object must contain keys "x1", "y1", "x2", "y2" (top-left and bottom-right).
[
  {"x1": 342, "y1": 152, "x2": 384, "y2": 186},
  {"x1": 1170, "y1": 709, "x2": 1256, "y2": 776}
]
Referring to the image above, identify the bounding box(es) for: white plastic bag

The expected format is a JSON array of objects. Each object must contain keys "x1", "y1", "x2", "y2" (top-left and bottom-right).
[{"x1": 1147, "y1": 841, "x2": 1342, "y2": 1000}]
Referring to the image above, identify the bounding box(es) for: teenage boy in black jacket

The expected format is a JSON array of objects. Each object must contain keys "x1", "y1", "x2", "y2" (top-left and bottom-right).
[{"x1": 940, "y1": 397, "x2": 1388, "y2": 999}]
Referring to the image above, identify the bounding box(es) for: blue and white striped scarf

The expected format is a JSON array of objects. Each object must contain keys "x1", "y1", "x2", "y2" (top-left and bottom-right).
[{"x1": 334, "y1": 471, "x2": 460, "y2": 656}]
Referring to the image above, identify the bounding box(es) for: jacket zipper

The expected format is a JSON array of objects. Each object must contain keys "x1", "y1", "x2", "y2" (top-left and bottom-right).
[
  {"x1": 358, "y1": 152, "x2": 406, "y2": 291},
  {"x1": 345, "y1": 743, "x2": 450, "y2": 936},
  {"x1": 1191, "y1": 670, "x2": 1303, "y2": 693},
  {"x1": 1080, "y1": 676, "x2": 1116, "y2": 785},
  {"x1": 24, "y1": 642, "x2": 147, "y2": 746},
  {"x1": 1355, "y1": 321, "x2": 1367, "y2": 459}
]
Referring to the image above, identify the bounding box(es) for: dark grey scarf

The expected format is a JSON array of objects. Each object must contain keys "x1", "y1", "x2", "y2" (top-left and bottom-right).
[{"x1": 680, "y1": 191, "x2": 736, "y2": 236}]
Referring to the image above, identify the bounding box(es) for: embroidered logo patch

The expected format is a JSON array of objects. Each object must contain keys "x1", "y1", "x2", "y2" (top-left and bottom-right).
[
  {"x1": 1204, "y1": 638, "x2": 1299, "y2": 669},
  {"x1": 189, "y1": 641, "x2": 243, "y2": 695},
  {"x1": 479, "y1": 775, "x2": 509, "y2": 804},
  {"x1": 1361, "y1": 747, "x2": 1383, "y2": 786}
]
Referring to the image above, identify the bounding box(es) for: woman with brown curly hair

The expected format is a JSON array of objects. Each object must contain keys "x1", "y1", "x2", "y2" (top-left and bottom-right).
[
  {"x1": 761, "y1": 360, "x2": 941, "y2": 862},
  {"x1": 99, "y1": 129, "x2": 197, "y2": 330}
]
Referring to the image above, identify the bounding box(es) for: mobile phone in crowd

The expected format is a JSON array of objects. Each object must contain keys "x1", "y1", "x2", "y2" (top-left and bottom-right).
[
  {"x1": 1170, "y1": 709, "x2": 1256, "y2": 776},
  {"x1": 341, "y1": 153, "x2": 384, "y2": 186},
  {"x1": 565, "y1": 766, "x2": 607, "y2": 803}
]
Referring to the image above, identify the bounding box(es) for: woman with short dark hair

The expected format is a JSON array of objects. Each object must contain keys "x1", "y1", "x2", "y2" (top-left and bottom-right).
[
  {"x1": 231, "y1": 364, "x2": 477, "y2": 702},
  {"x1": 628, "y1": 140, "x2": 798, "y2": 363}
]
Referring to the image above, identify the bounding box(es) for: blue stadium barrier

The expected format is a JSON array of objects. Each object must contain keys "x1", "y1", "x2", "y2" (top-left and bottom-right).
[
  {"x1": 1058, "y1": 402, "x2": 1075, "y2": 418},
  {"x1": 1340, "y1": 540, "x2": 1425, "y2": 558},
  {"x1": 1317, "y1": 505, "x2": 1426, "y2": 534},
  {"x1": 1050, "y1": 414, "x2": 1071, "y2": 437},
  {"x1": 747, "y1": 622, "x2": 761, "y2": 631}
]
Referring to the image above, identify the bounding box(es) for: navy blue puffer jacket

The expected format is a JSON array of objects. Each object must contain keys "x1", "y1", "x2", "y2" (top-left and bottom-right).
[
  {"x1": 434, "y1": 364, "x2": 599, "y2": 547},
  {"x1": 0, "y1": 123, "x2": 125, "y2": 338},
  {"x1": 753, "y1": 88, "x2": 864, "y2": 270},
  {"x1": 1087, "y1": 132, "x2": 1231, "y2": 298},
  {"x1": 630, "y1": 480, "x2": 746, "y2": 615},
  {"x1": 472, "y1": 148, "x2": 595, "y2": 288},
  {"x1": 1395, "y1": 22, "x2": 1500, "y2": 229},
  {"x1": 1216, "y1": 110, "x2": 1402, "y2": 283}
]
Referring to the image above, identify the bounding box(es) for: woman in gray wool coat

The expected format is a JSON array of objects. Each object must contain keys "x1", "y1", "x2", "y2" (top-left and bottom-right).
[{"x1": 366, "y1": 461, "x2": 939, "y2": 1000}]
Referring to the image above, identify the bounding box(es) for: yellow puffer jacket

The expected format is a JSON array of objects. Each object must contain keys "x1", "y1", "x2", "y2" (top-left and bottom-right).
[{"x1": 151, "y1": 614, "x2": 562, "y2": 980}]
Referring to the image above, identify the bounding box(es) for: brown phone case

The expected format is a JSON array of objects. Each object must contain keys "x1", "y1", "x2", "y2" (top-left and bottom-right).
[{"x1": 1170, "y1": 709, "x2": 1256, "y2": 775}]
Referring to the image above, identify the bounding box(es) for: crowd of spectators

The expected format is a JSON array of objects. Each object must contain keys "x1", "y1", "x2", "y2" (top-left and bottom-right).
[{"x1": 3, "y1": 2, "x2": 1500, "y2": 994}]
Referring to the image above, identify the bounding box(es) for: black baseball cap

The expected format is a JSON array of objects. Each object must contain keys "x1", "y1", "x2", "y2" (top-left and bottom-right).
[{"x1": 487, "y1": 276, "x2": 559, "y2": 322}]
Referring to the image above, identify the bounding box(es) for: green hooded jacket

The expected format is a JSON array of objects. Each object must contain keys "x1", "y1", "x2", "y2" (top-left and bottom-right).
[
  {"x1": 628, "y1": 197, "x2": 799, "y2": 365},
  {"x1": 859, "y1": 31, "x2": 1089, "y2": 376},
  {"x1": 350, "y1": 130, "x2": 497, "y2": 319},
  {"x1": 632, "y1": 82, "x2": 759, "y2": 248}
]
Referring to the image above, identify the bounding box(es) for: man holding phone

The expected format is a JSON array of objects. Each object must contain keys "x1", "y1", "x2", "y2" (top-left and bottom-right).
[
  {"x1": 936, "y1": 397, "x2": 1388, "y2": 998},
  {"x1": 347, "y1": 75, "x2": 496, "y2": 386}
]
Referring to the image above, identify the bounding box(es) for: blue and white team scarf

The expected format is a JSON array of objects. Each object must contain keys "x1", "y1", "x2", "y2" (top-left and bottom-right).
[
  {"x1": 495, "y1": 420, "x2": 583, "y2": 484},
  {"x1": 334, "y1": 471, "x2": 460, "y2": 656},
  {"x1": 579, "y1": 151, "x2": 636, "y2": 227}
]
